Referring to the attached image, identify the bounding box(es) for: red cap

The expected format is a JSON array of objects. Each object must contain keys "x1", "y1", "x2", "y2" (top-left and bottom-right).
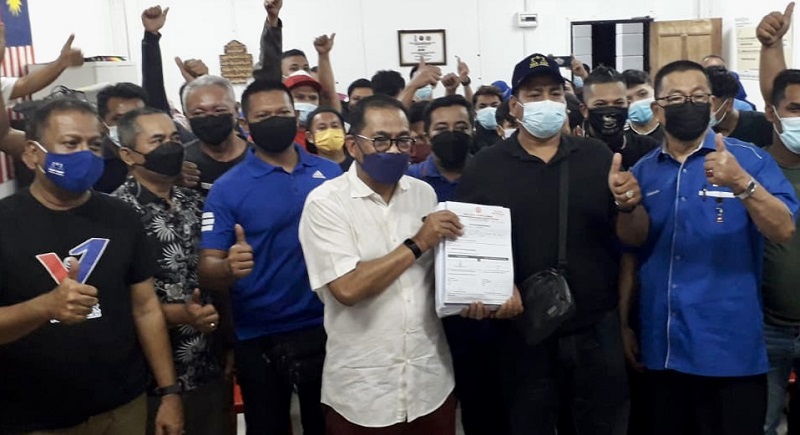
[{"x1": 283, "y1": 71, "x2": 322, "y2": 92}]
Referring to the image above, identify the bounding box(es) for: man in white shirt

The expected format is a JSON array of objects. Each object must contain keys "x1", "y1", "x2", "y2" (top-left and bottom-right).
[{"x1": 299, "y1": 94, "x2": 522, "y2": 434}]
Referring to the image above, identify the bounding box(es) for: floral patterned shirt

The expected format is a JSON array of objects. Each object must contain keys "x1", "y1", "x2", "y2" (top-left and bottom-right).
[{"x1": 113, "y1": 177, "x2": 222, "y2": 391}]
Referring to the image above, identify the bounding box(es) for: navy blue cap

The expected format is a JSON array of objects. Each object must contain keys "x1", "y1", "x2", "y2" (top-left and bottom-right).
[{"x1": 511, "y1": 53, "x2": 565, "y2": 94}]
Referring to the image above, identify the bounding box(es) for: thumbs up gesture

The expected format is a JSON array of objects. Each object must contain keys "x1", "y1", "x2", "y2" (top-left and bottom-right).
[
  {"x1": 228, "y1": 224, "x2": 254, "y2": 279},
  {"x1": 142, "y1": 5, "x2": 170, "y2": 34},
  {"x1": 758, "y1": 2, "x2": 795, "y2": 47},
  {"x1": 46, "y1": 257, "x2": 99, "y2": 324},
  {"x1": 58, "y1": 34, "x2": 84, "y2": 68},
  {"x1": 704, "y1": 134, "x2": 749, "y2": 191},
  {"x1": 184, "y1": 289, "x2": 219, "y2": 334},
  {"x1": 608, "y1": 153, "x2": 642, "y2": 210}
]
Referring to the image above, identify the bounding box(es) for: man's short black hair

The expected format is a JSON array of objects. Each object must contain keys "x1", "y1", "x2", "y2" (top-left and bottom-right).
[
  {"x1": 622, "y1": 69, "x2": 652, "y2": 88},
  {"x1": 240, "y1": 79, "x2": 294, "y2": 118},
  {"x1": 408, "y1": 101, "x2": 428, "y2": 125},
  {"x1": 371, "y1": 70, "x2": 406, "y2": 98},
  {"x1": 771, "y1": 69, "x2": 800, "y2": 106},
  {"x1": 305, "y1": 107, "x2": 345, "y2": 132},
  {"x1": 706, "y1": 66, "x2": 740, "y2": 99},
  {"x1": 495, "y1": 100, "x2": 514, "y2": 126},
  {"x1": 423, "y1": 95, "x2": 474, "y2": 132},
  {"x1": 117, "y1": 107, "x2": 171, "y2": 150},
  {"x1": 282, "y1": 49, "x2": 307, "y2": 60},
  {"x1": 26, "y1": 98, "x2": 98, "y2": 141},
  {"x1": 96, "y1": 83, "x2": 149, "y2": 121},
  {"x1": 349, "y1": 94, "x2": 409, "y2": 135},
  {"x1": 347, "y1": 79, "x2": 373, "y2": 98},
  {"x1": 472, "y1": 86, "x2": 504, "y2": 106},
  {"x1": 584, "y1": 66, "x2": 624, "y2": 89},
  {"x1": 654, "y1": 60, "x2": 709, "y2": 97}
]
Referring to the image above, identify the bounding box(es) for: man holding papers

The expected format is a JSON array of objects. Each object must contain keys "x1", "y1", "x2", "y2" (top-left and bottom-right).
[
  {"x1": 457, "y1": 53, "x2": 628, "y2": 434},
  {"x1": 299, "y1": 94, "x2": 521, "y2": 434},
  {"x1": 407, "y1": 95, "x2": 512, "y2": 435}
]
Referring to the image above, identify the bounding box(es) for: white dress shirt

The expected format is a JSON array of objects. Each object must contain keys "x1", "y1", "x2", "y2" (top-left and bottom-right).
[
  {"x1": 1, "y1": 77, "x2": 17, "y2": 105},
  {"x1": 299, "y1": 165, "x2": 454, "y2": 427}
]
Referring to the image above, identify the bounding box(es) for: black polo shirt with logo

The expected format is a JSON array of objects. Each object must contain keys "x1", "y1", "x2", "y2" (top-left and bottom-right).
[{"x1": 457, "y1": 134, "x2": 619, "y2": 332}]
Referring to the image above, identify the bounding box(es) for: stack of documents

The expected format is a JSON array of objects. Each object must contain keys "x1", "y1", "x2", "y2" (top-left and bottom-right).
[{"x1": 434, "y1": 201, "x2": 514, "y2": 317}]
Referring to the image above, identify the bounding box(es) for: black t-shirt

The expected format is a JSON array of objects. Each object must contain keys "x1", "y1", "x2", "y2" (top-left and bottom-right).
[
  {"x1": 615, "y1": 134, "x2": 659, "y2": 170},
  {"x1": 0, "y1": 190, "x2": 156, "y2": 433},
  {"x1": 472, "y1": 125, "x2": 502, "y2": 154},
  {"x1": 729, "y1": 110, "x2": 774, "y2": 147},
  {"x1": 339, "y1": 153, "x2": 354, "y2": 172},
  {"x1": 625, "y1": 123, "x2": 665, "y2": 145},
  {"x1": 184, "y1": 139, "x2": 248, "y2": 196},
  {"x1": 457, "y1": 135, "x2": 620, "y2": 332}
]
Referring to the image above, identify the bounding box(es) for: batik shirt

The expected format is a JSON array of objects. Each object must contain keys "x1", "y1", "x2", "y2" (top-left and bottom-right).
[{"x1": 113, "y1": 177, "x2": 221, "y2": 391}]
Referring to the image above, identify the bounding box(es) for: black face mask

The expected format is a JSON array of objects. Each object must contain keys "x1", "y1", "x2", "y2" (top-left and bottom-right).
[
  {"x1": 431, "y1": 131, "x2": 471, "y2": 170},
  {"x1": 132, "y1": 141, "x2": 185, "y2": 177},
  {"x1": 587, "y1": 106, "x2": 627, "y2": 147},
  {"x1": 190, "y1": 115, "x2": 234, "y2": 146},
  {"x1": 249, "y1": 116, "x2": 297, "y2": 153},
  {"x1": 663, "y1": 102, "x2": 711, "y2": 141}
]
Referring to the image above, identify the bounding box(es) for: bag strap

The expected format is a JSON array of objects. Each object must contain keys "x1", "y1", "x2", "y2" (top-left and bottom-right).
[{"x1": 557, "y1": 158, "x2": 569, "y2": 269}]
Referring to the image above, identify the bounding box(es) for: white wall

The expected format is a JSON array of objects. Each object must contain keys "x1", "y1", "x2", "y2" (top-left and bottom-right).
[{"x1": 24, "y1": 0, "x2": 797, "y2": 110}]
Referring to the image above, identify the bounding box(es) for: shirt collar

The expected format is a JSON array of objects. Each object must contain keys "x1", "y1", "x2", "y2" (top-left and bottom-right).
[
  {"x1": 244, "y1": 144, "x2": 312, "y2": 178},
  {"x1": 124, "y1": 176, "x2": 173, "y2": 206},
  {"x1": 658, "y1": 129, "x2": 716, "y2": 161},
  {"x1": 347, "y1": 161, "x2": 410, "y2": 199},
  {"x1": 505, "y1": 134, "x2": 579, "y2": 163}
]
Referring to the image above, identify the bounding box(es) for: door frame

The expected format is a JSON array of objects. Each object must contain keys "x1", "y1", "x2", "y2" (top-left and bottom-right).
[{"x1": 570, "y1": 17, "x2": 655, "y2": 73}]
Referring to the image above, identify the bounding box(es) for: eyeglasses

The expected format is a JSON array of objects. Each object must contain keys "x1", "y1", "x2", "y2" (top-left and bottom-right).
[
  {"x1": 655, "y1": 93, "x2": 712, "y2": 107},
  {"x1": 355, "y1": 134, "x2": 416, "y2": 152}
]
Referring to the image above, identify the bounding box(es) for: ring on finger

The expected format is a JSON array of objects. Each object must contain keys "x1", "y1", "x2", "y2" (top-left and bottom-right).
[{"x1": 625, "y1": 190, "x2": 634, "y2": 199}]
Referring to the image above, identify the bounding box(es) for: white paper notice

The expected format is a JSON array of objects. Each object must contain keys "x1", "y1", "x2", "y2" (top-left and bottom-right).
[{"x1": 434, "y1": 202, "x2": 514, "y2": 317}]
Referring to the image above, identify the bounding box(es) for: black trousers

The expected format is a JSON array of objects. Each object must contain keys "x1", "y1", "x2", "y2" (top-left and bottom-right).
[
  {"x1": 443, "y1": 317, "x2": 508, "y2": 435},
  {"x1": 502, "y1": 310, "x2": 629, "y2": 435},
  {"x1": 234, "y1": 325, "x2": 325, "y2": 435},
  {"x1": 646, "y1": 369, "x2": 767, "y2": 435}
]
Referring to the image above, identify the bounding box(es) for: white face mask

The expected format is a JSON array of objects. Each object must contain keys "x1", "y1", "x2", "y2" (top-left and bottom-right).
[
  {"x1": 503, "y1": 128, "x2": 516, "y2": 139},
  {"x1": 516, "y1": 100, "x2": 567, "y2": 139},
  {"x1": 107, "y1": 125, "x2": 120, "y2": 147},
  {"x1": 775, "y1": 110, "x2": 800, "y2": 155}
]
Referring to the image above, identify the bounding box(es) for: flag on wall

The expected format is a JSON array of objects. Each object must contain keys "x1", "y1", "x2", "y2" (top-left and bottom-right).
[{"x1": 0, "y1": 0, "x2": 35, "y2": 184}]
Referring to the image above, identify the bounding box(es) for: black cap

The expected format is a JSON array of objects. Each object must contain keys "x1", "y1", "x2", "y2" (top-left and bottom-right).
[{"x1": 511, "y1": 53, "x2": 565, "y2": 94}]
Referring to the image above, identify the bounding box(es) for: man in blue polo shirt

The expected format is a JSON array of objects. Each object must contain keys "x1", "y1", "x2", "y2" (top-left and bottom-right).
[
  {"x1": 407, "y1": 94, "x2": 506, "y2": 435},
  {"x1": 198, "y1": 79, "x2": 341, "y2": 435},
  {"x1": 614, "y1": 60, "x2": 798, "y2": 435},
  {"x1": 407, "y1": 95, "x2": 472, "y2": 201}
]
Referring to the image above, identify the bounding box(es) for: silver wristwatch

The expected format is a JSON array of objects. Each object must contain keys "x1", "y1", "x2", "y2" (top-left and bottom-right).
[{"x1": 735, "y1": 178, "x2": 757, "y2": 200}]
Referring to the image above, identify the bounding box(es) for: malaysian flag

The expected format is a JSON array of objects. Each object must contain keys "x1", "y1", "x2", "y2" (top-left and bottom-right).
[{"x1": 0, "y1": 0, "x2": 34, "y2": 185}]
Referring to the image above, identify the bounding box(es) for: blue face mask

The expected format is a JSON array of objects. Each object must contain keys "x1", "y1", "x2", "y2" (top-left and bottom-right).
[
  {"x1": 415, "y1": 84, "x2": 433, "y2": 101},
  {"x1": 572, "y1": 76, "x2": 584, "y2": 89},
  {"x1": 476, "y1": 107, "x2": 498, "y2": 130},
  {"x1": 358, "y1": 149, "x2": 409, "y2": 185},
  {"x1": 628, "y1": 98, "x2": 654, "y2": 124},
  {"x1": 776, "y1": 112, "x2": 800, "y2": 154},
  {"x1": 35, "y1": 141, "x2": 105, "y2": 193},
  {"x1": 295, "y1": 102, "x2": 318, "y2": 125},
  {"x1": 516, "y1": 100, "x2": 567, "y2": 139}
]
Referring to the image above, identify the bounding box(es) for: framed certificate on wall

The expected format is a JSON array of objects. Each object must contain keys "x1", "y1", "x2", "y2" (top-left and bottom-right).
[{"x1": 398, "y1": 29, "x2": 447, "y2": 66}]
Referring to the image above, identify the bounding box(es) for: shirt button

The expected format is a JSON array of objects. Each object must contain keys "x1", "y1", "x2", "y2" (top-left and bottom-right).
[
  {"x1": 672, "y1": 284, "x2": 677, "y2": 289},
  {"x1": 682, "y1": 169, "x2": 688, "y2": 174},
  {"x1": 675, "y1": 255, "x2": 681, "y2": 261},
  {"x1": 680, "y1": 196, "x2": 686, "y2": 202}
]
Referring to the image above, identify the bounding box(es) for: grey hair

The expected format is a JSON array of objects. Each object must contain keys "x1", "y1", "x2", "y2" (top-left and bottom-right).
[
  {"x1": 117, "y1": 107, "x2": 170, "y2": 150},
  {"x1": 181, "y1": 75, "x2": 237, "y2": 110}
]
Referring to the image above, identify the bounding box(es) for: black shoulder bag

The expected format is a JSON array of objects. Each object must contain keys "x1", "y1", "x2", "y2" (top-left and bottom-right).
[{"x1": 515, "y1": 158, "x2": 576, "y2": 346}]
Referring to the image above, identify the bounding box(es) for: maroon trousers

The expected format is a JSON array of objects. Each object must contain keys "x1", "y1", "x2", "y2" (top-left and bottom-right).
[{"x1": 324, "y1": 394, "x2": 457, "y2": 435}]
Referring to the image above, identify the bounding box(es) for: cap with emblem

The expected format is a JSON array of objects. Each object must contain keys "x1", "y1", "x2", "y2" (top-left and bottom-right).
[
  {"x1": 511, "y1": 53, "x2": 565, "y2": 94},
  {"x1": 283, "y1": 70, "x2": 322, "y2": 92}
]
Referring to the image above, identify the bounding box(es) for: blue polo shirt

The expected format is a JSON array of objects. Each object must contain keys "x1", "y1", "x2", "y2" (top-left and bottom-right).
[
  {"x1": 632, "y1": 130, "x2": 799, "y2": 377},
  {"x1": 200, "y1": 146, "x2": 342, "y2": 340},
  {"x1": 406, "y1": 155, "x2": 460, "y2": 202}
]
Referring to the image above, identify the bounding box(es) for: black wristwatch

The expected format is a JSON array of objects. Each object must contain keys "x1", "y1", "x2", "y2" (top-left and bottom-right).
[
  {"x1": 461, "y1": 76, "x2": 471, "y2": 86},
  {"x1": 403, "y1": 238, "x2": 422, "y2": 259},
  {"x1": 154, "y1": 383, "x2": 182, "y2": 397}
]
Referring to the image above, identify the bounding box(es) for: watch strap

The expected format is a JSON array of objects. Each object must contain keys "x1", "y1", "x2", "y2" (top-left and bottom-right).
[
  {"x1": 403, "y1": 238, "x2": 422, "y2": 259},
  {"x1": 735, "y1": 178, "x2": 757, "y2": 200},
  {"x1": 154, "y1": 383, "x2": 182, "y2": 396}
]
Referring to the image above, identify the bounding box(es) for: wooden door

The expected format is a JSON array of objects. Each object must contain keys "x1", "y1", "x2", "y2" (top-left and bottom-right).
[{"x1": 649, "y1": 18, "x2": 722, "y2": 74}]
